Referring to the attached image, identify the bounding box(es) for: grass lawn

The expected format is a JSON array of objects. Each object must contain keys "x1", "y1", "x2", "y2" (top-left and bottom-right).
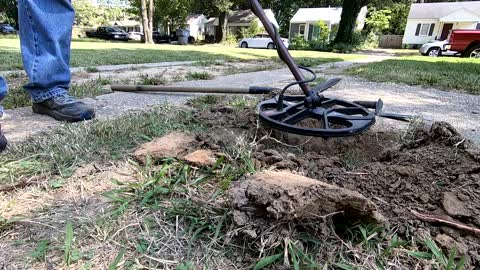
[
  {"x1": 0, "y1": 96, "x2": 470, "y2": 269},
  {"x1": 0, "y1": 38, "x2": 361, "y2": 71},
  {"x1": 346, "y1": 56, "x2": 480, "y2": 95}
]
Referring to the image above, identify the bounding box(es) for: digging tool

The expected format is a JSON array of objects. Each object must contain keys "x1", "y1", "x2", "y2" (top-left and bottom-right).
[
  {"x1": 111, "y1": 85, "x2": 276, "y2": 95},
  {"x1": 111, "y1": 0, "x2": 411, "y2": 138}
]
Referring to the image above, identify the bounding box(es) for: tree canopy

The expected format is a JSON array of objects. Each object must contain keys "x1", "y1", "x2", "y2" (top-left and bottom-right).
[{"x1": 0, "y1": 0, "x2": 18, "y2": 27}]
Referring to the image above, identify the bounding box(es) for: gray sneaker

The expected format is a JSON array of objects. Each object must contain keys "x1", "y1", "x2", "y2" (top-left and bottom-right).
[{"x1": 32, "y1": 94, "x2": 95, "y2": 122}]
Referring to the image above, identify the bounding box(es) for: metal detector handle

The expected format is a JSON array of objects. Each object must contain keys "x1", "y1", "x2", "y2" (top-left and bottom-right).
[
  {"x1": 248, "y1": 0, "x2": 310, "y2": 95},
  {"x1": 111, "y1": 84, "x2": 275, "y2": 95}
]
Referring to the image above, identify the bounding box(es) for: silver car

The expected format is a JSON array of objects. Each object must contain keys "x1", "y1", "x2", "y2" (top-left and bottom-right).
[{"x1": 419, "y1": 40, "x2": 457, "y2": 57}]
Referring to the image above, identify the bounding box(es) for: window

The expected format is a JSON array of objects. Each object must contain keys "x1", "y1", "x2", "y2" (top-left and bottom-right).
[
  {"x1": 476, "y1": 23, "x2": 480, "y2": 30},
  {"x1": 419, "y1": 24, "x2": 430, "y2": 36},
  {"x1": 299, "y1": 24, "x2": 306, "y2": 36},
  {"x1": 415, "y1": 23, "x2": 435, "y2": 36}
]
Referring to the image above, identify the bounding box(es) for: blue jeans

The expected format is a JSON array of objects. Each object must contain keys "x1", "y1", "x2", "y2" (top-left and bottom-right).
[{"x1": 0, "y1": 0, "x2": 74, "y2": 105}]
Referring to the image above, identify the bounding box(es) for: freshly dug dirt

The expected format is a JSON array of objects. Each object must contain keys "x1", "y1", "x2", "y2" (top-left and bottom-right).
[
  {"x1": 231, "y1": 171, "x2": 384, "y2": 232},
  {"x1": 183, "y1": 149, "x2": 217, "y2": 166},
  {"x1": 192, "y1": 100, "x2": 480, "y2": 266}
]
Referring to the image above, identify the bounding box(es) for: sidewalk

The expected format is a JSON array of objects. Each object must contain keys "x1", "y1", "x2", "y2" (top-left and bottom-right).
[{"x1": 3, "y1": 57, "x2": 479, "y2": 145}]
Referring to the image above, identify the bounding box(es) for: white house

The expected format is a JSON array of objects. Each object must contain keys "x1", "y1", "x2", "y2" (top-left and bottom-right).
[
  {"x1": 111, "y1": 19, "x2": 142, "y2": 33},
  {"x1": 204, "y1": 17, "x2": 219, "y2": 42},
  {"x1": 402, "y1": 1, "x2": 480, "y2": 47},
  {"x1": 227, "y1": 9, "x2": 279, "y2": 35},
  {"x1": 186, "y1": 14, "x2": 208, "y2": 41},
  {"x1": 289, "y1": 7, "x2": 368, "y2": 41}
]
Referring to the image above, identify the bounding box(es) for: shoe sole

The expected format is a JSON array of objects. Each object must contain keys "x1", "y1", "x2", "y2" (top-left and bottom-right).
[
  {"x1": 32, "y1": 104, "x2": 95, "y2": 123},
  {"x1": 0, "y1": 132, "x2": 7, "y2": 153}
]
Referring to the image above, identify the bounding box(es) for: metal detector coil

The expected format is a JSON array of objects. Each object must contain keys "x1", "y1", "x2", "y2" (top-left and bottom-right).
[{"x1": 248, "y1": 0, "x2": 409, "y2": 137}]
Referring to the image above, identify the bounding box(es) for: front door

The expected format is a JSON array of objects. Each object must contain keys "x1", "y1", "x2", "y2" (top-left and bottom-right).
[{"x1": 440, "y1": 23, "x2": 453, "y2": 40}]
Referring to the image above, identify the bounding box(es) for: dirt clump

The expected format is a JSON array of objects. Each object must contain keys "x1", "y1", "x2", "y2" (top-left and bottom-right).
[
  {"x1": 183, "y1": 149, "x2": 217, "y2": 166},
  {"x1": 134, "y1": 131, "x2": 195, "y2": 163},
  {"x1": 435, "y1": 234, "x2": 469, "y2": 256},
  {"x1": 231, "y1": 170, "x2": 384, "y2": 238},
  {"x1": 442, "y1": 192, "x2": 472, "y2": 218}
]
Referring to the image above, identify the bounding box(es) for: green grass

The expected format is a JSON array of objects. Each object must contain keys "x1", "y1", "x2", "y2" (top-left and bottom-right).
[
  {"x1": 1, "y1": 79, "x2": 111, "y2": 110},
  {"x1": 0, "y1": 38, "x2": 361, "y2": 71},
  {"x1": 346, "y1": 56, "x2": 480, "y2": 94},
  {"x1": 185, "y1": 71, "x2": 214, "y2": 80},
  {"x1": 0, "y1": 106, "x2": 201, "y2": 184}
]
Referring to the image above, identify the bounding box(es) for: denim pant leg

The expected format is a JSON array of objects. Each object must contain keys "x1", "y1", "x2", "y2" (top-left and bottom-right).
[
  {"x1": 18, "y1": 0, "x2": 75, "y2": 103},
  {"x1": 0, "y1": 76, "x2": 7, "y2": 113}
]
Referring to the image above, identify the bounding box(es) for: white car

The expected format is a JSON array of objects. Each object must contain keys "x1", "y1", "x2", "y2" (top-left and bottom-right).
[
  {"x1": 128, "y1": 31, "x2": 143, "y2": 41},
  {"x1": 239, "y1": 34, "x2": 289, "y2": 49},
  {"x1": 419, "y1": 40, "x2": 458, "y2": 57}
]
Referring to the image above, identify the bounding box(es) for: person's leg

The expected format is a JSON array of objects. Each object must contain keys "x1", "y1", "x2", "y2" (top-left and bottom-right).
[
  {"x1": 0, "y1": 77, "x2": 7, "y2": 151},
  {"x1": 18, "y1": 0, "x2": 95, "y2": 122},
  {"x1": 0, "y1": 76, "x2": 8, "y2": 113}
]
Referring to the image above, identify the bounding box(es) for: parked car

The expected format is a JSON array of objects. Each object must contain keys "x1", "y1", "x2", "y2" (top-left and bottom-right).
[
  {"x1": 128, "y1": 31, "x2": 143, "y2": 41},
  {"x1": 444, "y1": 29, "x2": 480, "y2": 58},
  {"x1": 0, "y1": 24, "x2": 18, "y2": 35},
  {"x1": 153, "y1": 32, "x2": 171, "y2": 43},
  {"x1": 139, "y1": 32, "x2": 172, "y2": 44},
  {"x1": 85, "y1": 27, "x2": 129, "y2": 41},
  {"x1": 419, "y1": 40, "x2": 457, "y2": 57},
  {"x1": 239, "y1": 34, "x2": 289, "y2": 49}
]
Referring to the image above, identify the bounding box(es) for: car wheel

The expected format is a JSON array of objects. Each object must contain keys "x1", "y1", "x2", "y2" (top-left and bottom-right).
[
  {"x1": 267, "y1": 43, "x2": 276, "y2": 49},
  {"x1": 467, "y1": 44, "x2": 480, "y2": 58},
  {"x1": 241, "y1": 42, "x2": 248, "y2": 48},
  {"x1": 427, "y1": 47, "x2": 441, "y2": 57}
]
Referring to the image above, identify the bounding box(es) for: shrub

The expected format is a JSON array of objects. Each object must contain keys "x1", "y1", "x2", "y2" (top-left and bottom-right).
[
  {"x1": 223, "y1": 33, "x2": 238, "y2": 46},
  {"x1": 240, "y1": 21, "x2": 262, "y2": 39},
  {"x1": 360, "y1": 32, "x2": 380, "y2": 49},
  {"x1": 290, "y1": 35, "x2": 310, "y2": 50}
]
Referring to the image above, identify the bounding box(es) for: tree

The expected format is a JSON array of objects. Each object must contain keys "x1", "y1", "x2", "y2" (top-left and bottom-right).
[
  {"x1": 140, "y1": 0, "x2": 154, "y2": 43},
  {"x1": 333, "y1": 0, "x2": 370, "y2": 45},
  {"x1": 386, "y1": 2, "x2": 410, "y2": 35},
  {"x1": 73, "y1": 0, "x2": 129, "y2": 27},
  {"x1": 214, "y1": 0, "x2": 234, "y2": 42},
  {"x1": 0, "y1": 0, "x2": 18, "y2": 28},
  {"x1": 365, "y1": 8, "x2": 392, "y2": 34},
  {"x1": 155, "y1": 0, "x2": 193, "y2": 34}
]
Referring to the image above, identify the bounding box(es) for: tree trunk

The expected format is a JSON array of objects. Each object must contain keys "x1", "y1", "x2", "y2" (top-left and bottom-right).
[
  {"x1": 216, "y1": 12, "x2": 226, "y2": 43},
  {"x1": 148, "y1": 0, "x2": 154, "y2": 34},
  {"x1": 333, "y1": 0, "x2": 368, "y2": 45},
  {"x1": 141, "y1": 0, "x2": 153, "y2": 44},
  {"x1": 221, "y1": 11, "x2": 228, "y2": 42}
]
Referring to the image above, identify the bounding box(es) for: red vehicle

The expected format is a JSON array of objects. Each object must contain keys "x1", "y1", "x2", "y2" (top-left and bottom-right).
[{"x1": 445, "y1": 29, "x2": 480, "y2": 58}]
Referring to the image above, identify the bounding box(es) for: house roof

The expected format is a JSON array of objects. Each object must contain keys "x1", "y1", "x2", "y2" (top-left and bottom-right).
[
  {"x1": 111, "y1": 20, "x2": 141, "y2": 27},
  {"x1": 205, "y1": 17, "x2": 219, "y2": 26},
  {"x1": 408, "y1": 1, "x2": 480, "y2": 20},
  {"x1": 228, "y1": 9, "x2": 278, "y2": 27},
  {"x1": 228, "y1": 10, "x2": 257, "y2": 24},
  {"x1": 186, "y1": 14, "x2": 206, "y2": 24},
  {"x1": 291, "y1": 7, "x2": 343, "y2": 24}
]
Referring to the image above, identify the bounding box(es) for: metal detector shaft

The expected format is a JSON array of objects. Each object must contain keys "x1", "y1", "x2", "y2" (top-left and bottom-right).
[
  {"x1": 249, "y1": 0, "x2": 310, "y2": 95},
  {"x1": 111, "y1": 84, "x2": 275, "y2": 94}
]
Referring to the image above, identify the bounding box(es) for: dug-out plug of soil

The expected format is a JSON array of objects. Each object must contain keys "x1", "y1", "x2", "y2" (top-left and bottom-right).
[{"x1": 230, "y1": 170, "x2": 384, "y2": 238}]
